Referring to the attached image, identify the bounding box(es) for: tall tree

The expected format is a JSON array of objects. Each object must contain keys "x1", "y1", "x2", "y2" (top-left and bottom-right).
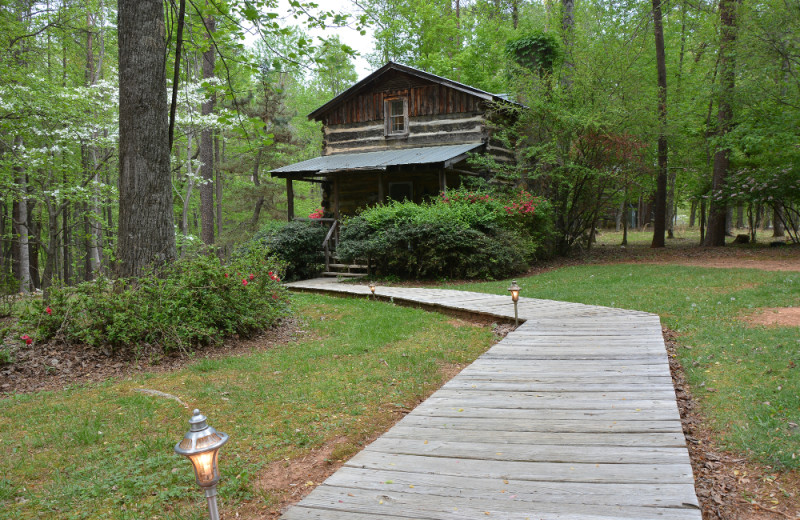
[
  {"x1": 200, "y1": 10, "x2": 216, "y2": 246},
  {"x1": 650, "y1": 0, "x2": 668, "y2": 248},
  {"x1": 705, "y1": 0, "x2": 738, "y2": 246},
  {"x1": 117, "y1": 0, "x2": 176, "y2": 276}
]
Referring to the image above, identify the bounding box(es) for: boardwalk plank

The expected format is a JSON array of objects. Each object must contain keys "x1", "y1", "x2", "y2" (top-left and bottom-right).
[
  {"x1": 321, "y1": 467, "x2": 699, "y2": 508},
  {"x1": 281, "y1": 280, "x2": 701, "y2": 519},
  {"x1": 382, "y1": 426, "x2": 689, "y2": 447},
  {"x1": 363, "y1": 437, "x2": 692, "y2": 465}
]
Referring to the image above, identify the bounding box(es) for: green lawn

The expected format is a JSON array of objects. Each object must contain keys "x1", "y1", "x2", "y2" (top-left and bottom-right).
[
  {"x1": 447, "y1": 262, "x2": 800, "y2": 470},
  {"x1": 0, "y1": 294, "x2": 494, "y2": 519}
]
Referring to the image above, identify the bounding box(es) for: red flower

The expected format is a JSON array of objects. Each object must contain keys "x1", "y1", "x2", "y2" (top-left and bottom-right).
[
  {"x1": 268, "y1": 271, "x2": 273, "y2": 276},
  {"x1": 20, "y1": 334, "x2": 31, "y2": 345},
  {"x1": 45, "y1": 307, "x2": 52, "y2": 315},
  {"x1": 242, "y1": 279, "x2": 248, "y2": 286},
  {"x1": 249, "y1": 274, "x2": 255, "y2": 280},
  {"x1": 224, "y1": 273, "x2": 229, "y2": 278}
]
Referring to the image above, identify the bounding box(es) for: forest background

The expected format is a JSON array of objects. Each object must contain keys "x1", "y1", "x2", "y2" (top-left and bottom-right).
[{"x1": 1, "y1": 0, "x2": 799, "y2": 294}]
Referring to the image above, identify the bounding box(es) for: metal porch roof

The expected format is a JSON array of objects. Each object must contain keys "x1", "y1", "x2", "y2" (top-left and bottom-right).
[{"x1": 270, "y1": 143, "x2": 483, "y2": 176}]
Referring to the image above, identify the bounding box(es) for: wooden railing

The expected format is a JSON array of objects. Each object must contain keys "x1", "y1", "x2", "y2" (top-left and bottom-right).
[{"x1": 321, "y1": 220, "x2": 339, "y2": 272}]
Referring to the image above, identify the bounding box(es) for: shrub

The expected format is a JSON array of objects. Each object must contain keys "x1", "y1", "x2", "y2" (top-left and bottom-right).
[
  {"x1": 339, "y1": 188, "x2": 552, "y2": 280},
  {"x1": 249, "y1": 220, "x2": 328, "y2": 281},
  {"x1": 17, "y1": 247, "x2": 290, "y2": 357}
]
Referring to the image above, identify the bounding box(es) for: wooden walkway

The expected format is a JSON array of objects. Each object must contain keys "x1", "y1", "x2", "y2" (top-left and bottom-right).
[{"x1": 282, "y1": 278, "x2": 701, "y2": 519}]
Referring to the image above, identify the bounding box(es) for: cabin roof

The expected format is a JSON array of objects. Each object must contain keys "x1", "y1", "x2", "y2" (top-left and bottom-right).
[
  {"x1": 270, "y1": 142, "x2": 483, "y2": 177},
  {"x1": 307, "y1": 61, "x2": 519, "y2": 122}
]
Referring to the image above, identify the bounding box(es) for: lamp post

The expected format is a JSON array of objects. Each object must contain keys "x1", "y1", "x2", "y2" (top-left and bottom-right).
[
  {"x1": 508, "y1": 280, "x2": 520, "y2": 327},
  {"x1": 175, "y1": 409, "x2": 229, "y2": 520},
  {"x1": 369, "y1": 282, "x2": 376, "y2": 299}
]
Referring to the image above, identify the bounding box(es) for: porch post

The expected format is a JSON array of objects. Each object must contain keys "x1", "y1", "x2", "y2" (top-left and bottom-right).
[
  {"x1": 439, "y1": 169, "x2": 447, "y2": 194},
  {"x1": 286, "y1": 178, "x2": 294, "y2": 221},
  {"x1": 333, "y1": 176, "x2": 340, "y2": 221},
  {"x1": 378, "y1": 172, "x2": 384, "y2": 204}
]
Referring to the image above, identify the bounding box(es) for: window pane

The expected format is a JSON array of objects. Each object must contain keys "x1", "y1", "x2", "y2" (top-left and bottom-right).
[{"x1": 390, "y1": 100, "x2": 403, "y2": 116}]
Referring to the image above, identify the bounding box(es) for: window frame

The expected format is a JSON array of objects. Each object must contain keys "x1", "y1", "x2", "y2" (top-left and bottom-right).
[{"x1": 384, "y1": 96, "x2": 409, "y2": 137}]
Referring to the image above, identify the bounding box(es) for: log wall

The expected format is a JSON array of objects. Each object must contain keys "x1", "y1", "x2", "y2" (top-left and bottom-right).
[{"x1": 317, "y1": 71, "x2": 515, "y2": 165}]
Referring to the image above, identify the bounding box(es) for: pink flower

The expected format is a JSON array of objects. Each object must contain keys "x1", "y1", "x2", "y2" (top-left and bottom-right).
[
  {"x1": 20, "y1": 334, "x2": 31, "y2": 345},
  {"x1": 268, "y1": 271, "x2": 273, "y2": 276},
  {"x1": 224, "y1": 273, "x2": 229, "y2": 278},
  {"x1": 45, "y1": 307, "x2": 52, "y2": 315},
  {"x1": 242, "y1": 279, "x2": 248, "y2": 286},
  {"x1": 249, "y1": 274, "x2": 255, "y2": 280}
]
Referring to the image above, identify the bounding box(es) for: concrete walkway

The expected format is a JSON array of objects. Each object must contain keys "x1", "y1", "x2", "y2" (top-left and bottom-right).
[{"x1": 282, "y1": 278, "x2": 701, "y2": 519}]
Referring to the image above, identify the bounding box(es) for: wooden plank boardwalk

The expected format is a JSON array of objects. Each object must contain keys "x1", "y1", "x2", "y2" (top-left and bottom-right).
[{"x1": 283, "y1": 278, "x2": 701, "y2": 519}]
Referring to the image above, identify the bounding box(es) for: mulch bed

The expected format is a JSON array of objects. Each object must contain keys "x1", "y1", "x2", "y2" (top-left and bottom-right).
[
  {"x1": 0, "y1": 318, "x2": 304, "y2": 396},
  {"x1": 665, "y1": 328, "x2": 800, "y2": 520}
]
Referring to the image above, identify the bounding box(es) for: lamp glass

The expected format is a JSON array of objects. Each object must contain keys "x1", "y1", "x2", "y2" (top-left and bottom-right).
[
  {"x1": 511, "y1": 289, "x2": 519, "y2": 302},
  {"x1": 508, "y1": 280, "x2": 521, "y2": 303},
  {"x1": 369, "y1": 284, "x2": 376, "y2": 294},
  {"x1": 189, "y1": 448, "x2": 220, "y2": 487}
]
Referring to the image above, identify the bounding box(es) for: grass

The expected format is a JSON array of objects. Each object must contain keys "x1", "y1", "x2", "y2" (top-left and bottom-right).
[
  {"x1": 0, "y1": 293, "x2": 495, "y2": 519},
  {"x1": 446, "y1": 257, "x2": 800, "y2": 470}
]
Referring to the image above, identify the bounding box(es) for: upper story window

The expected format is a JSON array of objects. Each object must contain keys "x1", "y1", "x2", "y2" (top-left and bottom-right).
[{"x1": 384, "y1": 97, "x2": 408, "y2": 137}]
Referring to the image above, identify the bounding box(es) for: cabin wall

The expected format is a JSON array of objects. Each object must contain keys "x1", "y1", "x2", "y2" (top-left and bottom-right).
[
  {"x1": 320, "y1": 80, "x2": 516, "y2": 166},
  {"x1": 324, "y1": 111, "x2": 487, "y2": 155}
]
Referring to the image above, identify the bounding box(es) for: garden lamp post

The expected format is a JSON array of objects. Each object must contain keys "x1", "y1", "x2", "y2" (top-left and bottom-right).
[
  {"x1": 508, "y1": 280, "x2": 520, "y2": 327},
  {"x1": 175, "y1": 409, "x2": 229, "y2": 520},
  {"x1": 369, "y1": 282, "x2": 376, "y2": 299}
]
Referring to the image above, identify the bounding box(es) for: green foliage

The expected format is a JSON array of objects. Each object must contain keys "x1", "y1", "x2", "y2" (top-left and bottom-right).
[
  {"x1": 17, "y1": 249, "x2": 290, "y2": 356},
  {"x1": 338, "y1": 190, "x2": 553, "y2": 279},
  {"x1": 249, "y1": 220, "x2": 328, "y2": 281},
  {"x1": 505, "y1": 31, "x2": 562, "y2": 75},
  {"x1": 0, "y1": 294, "x2": 493, "y2": 518}
]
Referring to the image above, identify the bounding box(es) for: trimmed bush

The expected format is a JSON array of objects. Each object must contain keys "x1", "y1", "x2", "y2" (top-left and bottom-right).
[
  {"x1": 339, "y1": 188, "x2": 553, "y2": 280},
  {"x1": 249, "y1": 220, "x2": 328, "y2": 281},
  {"x1": 17, "y1": 247, "x2": 290, "y2": 356}
]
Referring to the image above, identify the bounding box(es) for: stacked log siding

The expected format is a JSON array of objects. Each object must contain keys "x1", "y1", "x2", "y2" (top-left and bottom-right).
[{"x1": 315, "y1": 71, "x2": 515, "y2": 164}]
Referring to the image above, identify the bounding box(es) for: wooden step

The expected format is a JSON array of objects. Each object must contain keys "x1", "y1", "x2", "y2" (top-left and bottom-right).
[
  {"x1": 322, "y1": 272, "x2": 367, "y2": 278},
  {"x1": 328, "y1": 263, "x2": 369, "y2": 270}
]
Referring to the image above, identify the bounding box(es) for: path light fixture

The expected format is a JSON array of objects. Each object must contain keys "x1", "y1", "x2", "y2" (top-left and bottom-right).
[
  {"x1": 508, "y1": 280, "x2": 521, "y2": 327},
  {"x1": 369, "y1": 282, "x2": 376, "y2": 299},
  {"x1": 175, "y1": 409, "x2": 229, "y2": 520}
]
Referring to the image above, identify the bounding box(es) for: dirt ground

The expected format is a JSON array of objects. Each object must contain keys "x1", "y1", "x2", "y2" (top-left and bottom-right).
[{"x1": 2, "y1": 244, "x2": 799, "y2": 518}]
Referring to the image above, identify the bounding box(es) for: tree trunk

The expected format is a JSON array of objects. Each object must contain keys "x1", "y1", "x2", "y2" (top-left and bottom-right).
[
  {"x1": 200, "y1": 12, "x2": 216, "y2": 246},
  {"x1": 16, "y1": 146, "x2": 32, "y2": 294},
  {"x1": 705, "y1": 0, "x2": 738, "y2": 247},
  {"x1": 251, "y1": 148, "x2": 265, "y2": 228},
  {"x1": 561, "y1": 0, "x2": 575, "y2": 87},
  {"x1": 700, "y1": 198, "x2": 707, "y2": 245},
  {"x1": 182, "y1": 134, "x2": 195, "y2": 236},
  {"x1": 651, "y1": 0, "x2": 668, "y2": 248},
  {"x1": 215, "y1": 132, "x2": 223, "y2": 237},
  {"x1": 62, "y1": 172, "x2": 71, "y2": 286},
  {"x1": 512, "y1": 0, "x2": 519, "y2": 29},
  {"x1": 736, "y1": 204, "x2": 744, "y2": 228},
  {"x1": 689, "y1": 200, "x2": 697, "y2": 227},
  {"x1": 117, "y1": 0, "x2": 176, "y2": 277},
  {"x1": 773, "y1": 203, "x2": 785, "y2": 237}
]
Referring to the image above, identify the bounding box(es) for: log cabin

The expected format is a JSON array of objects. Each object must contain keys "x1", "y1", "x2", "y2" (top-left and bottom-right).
[{"x1": 270, "y1": 61, "x2": 520, "y2": 272}]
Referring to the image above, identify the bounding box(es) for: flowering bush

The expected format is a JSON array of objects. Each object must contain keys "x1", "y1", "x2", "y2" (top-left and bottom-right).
[
  {"x1": 309, "y1": 208, "x2": 324, "y2": 219},
  {"x1": 339, "y1": 188, "x2": 553, "y2": 280},
  {"x1": 18, "y1": 248, "x2": 290, "y2": 355}
]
